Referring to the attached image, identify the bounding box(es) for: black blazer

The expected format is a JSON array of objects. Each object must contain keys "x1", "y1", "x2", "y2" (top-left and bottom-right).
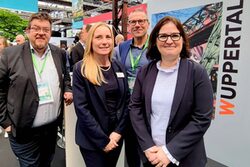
[
  {"x1": 73, "y1": 59, "x2": 130, "y2": 151},
  {"x1": 70, "y1": 42, "x2": 84, "y2": 65},
  {"x1": 129, "y1": 58, "x2": 213, "y2": 167},
  {"x1": 0, "y1": 42, "x2": 72, "y2": 137}
]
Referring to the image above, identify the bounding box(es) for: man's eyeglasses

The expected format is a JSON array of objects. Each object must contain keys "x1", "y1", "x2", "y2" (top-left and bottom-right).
[
  {"x1": 157, "y1": 33, "x2": 181, "y2": 42},
  {"x1": 128, "y1": 19, "x2": 148, "y2": 26},
  {"x1": 30, "y1": 26, "x2": 51, "y2": 34}
]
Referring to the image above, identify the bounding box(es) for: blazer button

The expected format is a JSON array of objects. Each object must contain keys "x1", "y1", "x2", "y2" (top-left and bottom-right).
[{"x1": 168, "y1": 126, "x2": 172, "y2": 133}]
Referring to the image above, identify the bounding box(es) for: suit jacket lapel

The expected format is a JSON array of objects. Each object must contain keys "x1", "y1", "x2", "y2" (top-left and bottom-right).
[
  {"x1": 94, "y1": 84, "x2": 109, "y2": 112},
  {"x1": 22, "y1": 42, "x2": 38, "y2": 95},
  {"x1": 145, "y1": 63, "x2": 158, "y2": 124},
  {"x1": 111, "y1": 61, "x2": 125, "y2": 110},
  {"x1": 168, "y1": 58, "x2": 188, "y2": 124}
]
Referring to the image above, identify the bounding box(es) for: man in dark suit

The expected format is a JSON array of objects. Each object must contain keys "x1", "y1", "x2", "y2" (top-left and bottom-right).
[
  {"x1": 0, "y1": 12, "x2": 72, "y2": 167},
  {"x1": 70, "y1": 24, "x2": 92, "y2": 65}
]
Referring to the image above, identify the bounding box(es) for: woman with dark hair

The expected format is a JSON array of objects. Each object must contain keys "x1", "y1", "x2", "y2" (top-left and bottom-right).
[
  {"x1": 73, "y1": 22, "x2": 130, "y2": 167},
  {"x1": 129, "y1": 16, "x2": 213, "y2": 167}
]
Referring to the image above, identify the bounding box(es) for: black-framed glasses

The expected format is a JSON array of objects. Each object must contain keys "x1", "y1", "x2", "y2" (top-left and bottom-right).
[
  {"x1": 157, "y1": 33, "x2": 181, "y2": 42},
  {"x1": 128, "y1": 19, "x2": 148, "y2": 26},
  {"x1": 30, "y1": 26, "x2": 51, "y2": 34}
]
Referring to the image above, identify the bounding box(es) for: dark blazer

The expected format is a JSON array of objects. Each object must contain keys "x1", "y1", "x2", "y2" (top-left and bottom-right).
[
  {"x1": 129, "y1": 58, "x2": 213, "y2": 167},
  {"x1": 70, "y1": 42, "x2": 84, "y2": 65},
  {"x1": 0, "y1": 41, "x2": 72, "y2": 138},
  {"x1": 73, "y1": 59, "x2": 130, "y2": 151}
]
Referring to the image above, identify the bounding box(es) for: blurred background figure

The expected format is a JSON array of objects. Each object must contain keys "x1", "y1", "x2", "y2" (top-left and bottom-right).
[
  {"x1": 113, "y1": 34, "x2": 125, "y2": 61},
  {"x1": 115, "y1": 34, "x2": 124, "y2": 46},
  {"x1": 15, "y1": 34, "x2": 26, "y2": 45},
  {"x1": 70, "y1": 24, "x2": 92, "y2": 66},
  {"x1": 0, "y1": 36, "x2": 8, "y2": 55},
  {"x1": 0, "y1": 36, "x2": 9, "y2": 138}
]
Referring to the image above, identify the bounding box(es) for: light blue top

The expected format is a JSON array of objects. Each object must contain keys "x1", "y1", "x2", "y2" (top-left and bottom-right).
[{"x1": 151, "y1": 60, "x2": 180, "y2": 165}]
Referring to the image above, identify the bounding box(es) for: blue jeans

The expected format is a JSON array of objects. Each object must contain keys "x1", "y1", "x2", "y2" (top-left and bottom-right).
[{"x1": 8, "y1": 121, "x2": 58, "y2": 167}]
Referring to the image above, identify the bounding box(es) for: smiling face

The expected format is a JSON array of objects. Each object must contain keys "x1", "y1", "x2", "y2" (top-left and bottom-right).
[
  {"x1": 128, "y1": 11, "x2": 149, "y2": 39},
  {"x1": 92, "y1": 26, "x2": 113, "y2": 58},
  {"x1": 156, "y1": 22, "x2": 183, "y2": 62},
  {"x1": 26, "y1": 19, "x2": 51, "y2": 53}
]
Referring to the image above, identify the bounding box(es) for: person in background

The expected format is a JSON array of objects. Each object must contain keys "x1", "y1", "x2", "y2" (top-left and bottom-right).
[
  {"x1": 115, "y1": 8, "x2": 150, "y2": 167},
  {"x1": 73, "y1": 22, "x2": 130, "y2": 167},
  {"x1": 60, "y1": 43, "x2": 71, "y2": 72},
  {"x1": 113, "y1": 34, "x2": 125, "y2": 61},
  {"x1": 0, "y1": 12, "x2": 73, "y2": 167},
  {"x1": 70, "y1": 24, "x2": 92, "y2": 65},
  {"x1": 115, "y1": 34, "x2": 125, "y2": 46},
  {"x1": 0, "y1": 36, "x2": 9, "y2": 137},
  {"x1": 15, "y1": 34, "x2": 26, "y2": 45},
  {"x1": 0, "y1": 36, "x2": 8, "y2": 55},
  {"x1": 129, "y1": 16, "x2": 213, "y2": 167}
]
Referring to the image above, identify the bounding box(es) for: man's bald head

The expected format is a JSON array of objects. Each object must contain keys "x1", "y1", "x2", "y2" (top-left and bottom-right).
[{"x1": 16, "y1": 34, "x2": 26, "y2": 45}]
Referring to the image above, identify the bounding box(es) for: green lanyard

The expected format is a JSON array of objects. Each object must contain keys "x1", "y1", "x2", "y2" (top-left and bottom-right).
[
  {"x1": 31, "y1": 52, "x2": 48, "y2": 78},
  {"x1": 129, "y1": 36, "x2": 149, "y2": 72}
]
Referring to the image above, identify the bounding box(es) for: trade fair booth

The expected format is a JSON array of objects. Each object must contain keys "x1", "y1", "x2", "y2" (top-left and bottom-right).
[{"x1": 65, "y1": 0, "x2": 250, "y2": 166}]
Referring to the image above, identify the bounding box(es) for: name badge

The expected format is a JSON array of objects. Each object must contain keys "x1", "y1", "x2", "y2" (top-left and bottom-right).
[
  {"x1": 37, "y1": 82, "x2": 54, "y2": 105},
  {"x1": 116, "y1": 72, "x2": 125, "y2": 78}
]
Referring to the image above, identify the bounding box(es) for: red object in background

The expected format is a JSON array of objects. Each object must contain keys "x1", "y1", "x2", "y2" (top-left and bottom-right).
[
  {"x1": 83, "y1": 4, "x2": 147, "y2": 40},
  {"x1": 83, "y1": 4, "x2": 147, "y2": 24}
]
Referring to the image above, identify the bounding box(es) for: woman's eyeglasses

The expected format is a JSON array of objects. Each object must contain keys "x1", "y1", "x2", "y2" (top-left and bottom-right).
[{"x1": 157, "y1": 33, "x2": 181, "y2": 42}]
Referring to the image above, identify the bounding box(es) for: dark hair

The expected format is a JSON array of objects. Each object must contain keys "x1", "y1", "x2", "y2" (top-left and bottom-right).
[
  {"x1": 147, "y1": 16, "x2": 190, "y2": 60},
  {"x1": 27, "y1": 12, "x2": 52, "y2": 29},
  {"x1": 79, "y1": 24, "x2": 92, "y2": 37}
]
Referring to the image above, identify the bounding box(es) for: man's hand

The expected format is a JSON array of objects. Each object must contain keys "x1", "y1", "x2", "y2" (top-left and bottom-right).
[{"x1": 64, "y1": 92, "x2": 73, "y2": 106}]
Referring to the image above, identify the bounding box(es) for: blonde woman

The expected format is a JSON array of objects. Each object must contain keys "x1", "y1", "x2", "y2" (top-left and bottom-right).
[{"x1": 72, "y1": 22, "x2": 130, "y2": 167}]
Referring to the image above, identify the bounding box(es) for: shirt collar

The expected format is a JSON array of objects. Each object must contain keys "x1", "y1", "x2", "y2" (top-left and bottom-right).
[
  {"x1": 30, "y1": 43, "x2": 50, "y2": 59},
  {"x1": 79, "y1": 41, "x2": 86, "y2": 48},
  {"x1": 156, "y1": 58, "x2": 180, "y2": 73}
]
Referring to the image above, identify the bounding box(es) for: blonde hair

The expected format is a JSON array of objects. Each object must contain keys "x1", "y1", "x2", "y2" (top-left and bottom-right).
[
  {"x1": 81, "y1": 22, "x2": 114, "y2": 86},
  {"x1": 0, "y1": 36, "x2": 8, "y2": 48},
  {"x1": 115, "y1": 34, "x2": 124, "y2": 45}
]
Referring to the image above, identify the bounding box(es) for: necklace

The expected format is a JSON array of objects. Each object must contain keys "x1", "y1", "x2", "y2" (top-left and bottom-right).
[{"x1": 100, "y1": 65, "x2": 111, "y2": 72}]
